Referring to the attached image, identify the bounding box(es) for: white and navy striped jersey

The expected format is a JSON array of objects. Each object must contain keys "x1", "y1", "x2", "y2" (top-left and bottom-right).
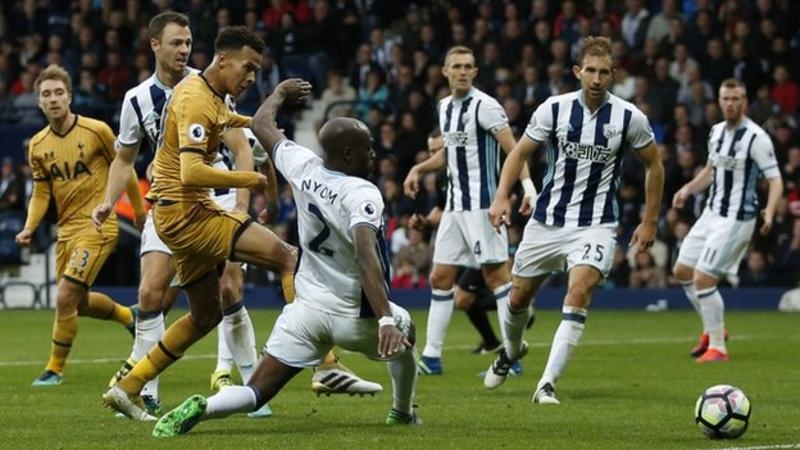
[
  {"x1": 438, "y1": 87, "x2": 508, "y2": 212},
  {"x1": 273, "y1": 139, "x2": 391, "y2": 318},
  {"x1": 705, "y1": 118, "x2": 780, "y2": 220},
  {"x1": 526, "y1": 90, "x2": 654, "y2": 227}
]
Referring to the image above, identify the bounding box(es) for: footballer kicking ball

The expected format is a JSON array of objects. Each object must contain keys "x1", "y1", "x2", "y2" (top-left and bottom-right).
[{"x1": 695, "y1": 385, "x2": 751, "y2": 439}]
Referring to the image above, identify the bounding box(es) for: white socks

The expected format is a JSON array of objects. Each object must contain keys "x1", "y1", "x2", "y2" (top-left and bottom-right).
[
  {"x1": 697, "y1": 287, "x2": 726, "y2": 352},
  {"x1": 422, "y1": 289, "x2": 454, "y2": 359},
  {"x1": 218, "y1": 302, "x2": 259, "y2": 383},
  {"x1": 203, "y1": 385, "x2": 259, "y2": 419},
  {"x1": 388, "y1": 346, "x2": 417, "y2": 415},
  {"x1": 679, "y1": 280, "x2": 703, "y2": 322},
  {"x1": 133, "y1": 310, "x2": 163, "y2": 399},
  {"x1": 493, "y1": 282, "x2": 512, "y2": 344},
  {"x1": 501, "y1": 301, "x2": 530, "y2": 361},
  {"x1": 540, "y1": 306, "x2": 586, "y2": 388}
]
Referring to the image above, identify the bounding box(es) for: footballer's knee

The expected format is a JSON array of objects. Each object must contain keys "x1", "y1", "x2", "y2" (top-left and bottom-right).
[
  {"x1": 453, "y1": 289, "x2": 475, "y2": 310},
  {"x1": 138, "y1": 281, "x2": 167, "y2": 312},
  {"x1": 693, "y1": 271, "x2": 718, "y2": 291},
  {"x1": 429, "y1": 267, "x2": 457, "y2": 291},
  {"x1": 673, "y1": 263, "x2": 694, "y2": 283},
  {"x1": 57, "y1": 280, "x2": 84, "y2": 314}
]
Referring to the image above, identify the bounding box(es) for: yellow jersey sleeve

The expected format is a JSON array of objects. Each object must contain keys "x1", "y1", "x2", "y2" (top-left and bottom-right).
[
  {"x1": 227, "y1": 112, "x2": 252, "y2": 129},
  {"x1": 28, "y1": 141, "x2": 49, "y2": 181},
  {"x1": 175, "y1": 90, "x2": 215, "y2": 152},
  {"x1": 95, "y1": 120, "x2": 117, "y2": 163}
]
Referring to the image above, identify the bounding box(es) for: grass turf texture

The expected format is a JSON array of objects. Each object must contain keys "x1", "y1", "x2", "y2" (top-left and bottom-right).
[{"x1": 0, "y1": 309, "x2": 798, "y2": 449}]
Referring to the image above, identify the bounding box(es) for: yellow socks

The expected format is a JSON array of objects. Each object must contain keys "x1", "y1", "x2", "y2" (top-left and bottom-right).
[
  {"x1": 118, "y1": 314, "x2": 204, "y2": 394},
  {"x1": 80, "y1": 292, "x2": 133, "y2": 327},
  {"x1": 45, "y1": 312, "x2": 78, "y2": 374}
]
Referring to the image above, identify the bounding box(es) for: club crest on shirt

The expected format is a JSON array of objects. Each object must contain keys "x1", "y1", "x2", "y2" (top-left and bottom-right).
[{"x1": 603, "y1": 124, "x2": 620, "y2": 139}]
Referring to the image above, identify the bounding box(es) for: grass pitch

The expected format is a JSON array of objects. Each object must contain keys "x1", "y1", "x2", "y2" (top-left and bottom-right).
[{"x1": 0, "y1": 307, "x2": 798, "y2": 449}]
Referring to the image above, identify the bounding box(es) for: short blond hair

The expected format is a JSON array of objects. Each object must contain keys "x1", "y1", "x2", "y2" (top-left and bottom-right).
[
  {"x1": 35, "y1": 64, "x2": 72, "y2": 95},
  {"x1": 444, "y1": 46, "x2": 474, "y2": 66},
  {"x1": 579, "y1": 36, "x2": 614, "y2": 66},
  {"x1": 720, "y1": 78, "x2": 747, "y2": 96}
]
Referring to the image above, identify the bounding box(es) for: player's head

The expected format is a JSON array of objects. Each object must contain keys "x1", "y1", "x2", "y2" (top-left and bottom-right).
[
  {"x1": 718, "y1": 78, "x2": 747, "y2": 123},
  {"x1": 573, "y1": 36, "x2": 615, "y2": 104},
  {"x1": 35, "y1": 64, "x2": 72, "y2": 122},
  {"x1": 442, "y1": 46, "x2": 477, "y2": 96},
  {"x1": 213, "y1": 26, "x2": 264, "y2": 97},
  {"x1": 149, "y1": 12, "x2": 192, "y2": 75},
  {"x1": 318, "y1": 117, "x2": 375, "y2": 178}
]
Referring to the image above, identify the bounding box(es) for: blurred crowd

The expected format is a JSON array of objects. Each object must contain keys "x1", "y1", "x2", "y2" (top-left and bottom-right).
[{"x1": 1, "y1": 0, "x2": 800, "y2": 288}]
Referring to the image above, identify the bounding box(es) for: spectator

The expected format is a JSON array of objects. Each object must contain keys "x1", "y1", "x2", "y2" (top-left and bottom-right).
[
  {"x1": 621, "y1": 0, "x2": 650, "y2": 51},
  {"x1": 629, "y1": 249, "x2": 667, "y2": 288},
  {"x1": 740, "y1": 250, "x2": 779, "y2": 287},
  {"x1": 0, "y1": 157, "x2": 23, "y2": 211},
  {"x1": 770, "y1": 65, "x2": 800, "y2": 115},
  {"x1": 319, "y1": 68, "x2": 355, "y2": 121},
  {"x1": 646, "y1": 0, "x2": 681, "y2": 44},
  {"x1": 356, "y1": 68, "x2": 388, "y2": 121}
]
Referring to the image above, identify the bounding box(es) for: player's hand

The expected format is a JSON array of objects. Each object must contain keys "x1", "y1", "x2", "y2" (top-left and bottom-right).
[
  {"x1": 258, "y1": 201, "x2": 280, "y2": 224},
  {"x1": 489, "y1": 196, "x2": 511, "y2": 228},
  {"x1": 14, "y1": 228, "x2": 32, "y2": 247},
  {"x1": 630, "y1": 221, "x2": 656, "y2": 253},
  {"x1": 403, "y1": 168, "x2": 420, "y2": 199},
  {"x1": 275, "y1": 78, "x2": 312, "y2": 105},
  {"x1": 519, "y1": 195, "x2": 534, "y2": 216},
  {"x1": 378, "y1": 320, "x2": 411, "y2": 359},
  {"x1": 672, "y1": 186, "x2": 690, "y2": 209},
  {"x1": 133, "y1": 211, "x2": 147, "y2": 232},
  {"x1": 759, "y1": 209, "x2": 774, "y2": 236},
  {"x1": 92, "y1": 202, "x2": 114, "y2": 230},
  {"x1": 249, "y1": 173, "x2": 269, "y2": 192},
  {"x1": 408, "y1": 213, "x2": 428, "y2": 231}
]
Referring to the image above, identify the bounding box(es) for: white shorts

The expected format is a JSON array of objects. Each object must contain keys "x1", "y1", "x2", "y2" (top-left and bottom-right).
[
  {"x1": 676, "y1": 209, "x2": 754, "y2": 277},
  {"x1": 432, "y1": 209, "x2": 508, "y2": 268},
  {"x1": 265, "y1": 300, "x2": 414, "y2": 368},
  {"x1": 212, "y1": 191, "x2": 237, "y2": 211},
  {"x1": 512, "y1": 220, "x2": 616, "y2": 278},
  {"x1": 140, "y1": 209, "x2": 172, "y2": 256}
]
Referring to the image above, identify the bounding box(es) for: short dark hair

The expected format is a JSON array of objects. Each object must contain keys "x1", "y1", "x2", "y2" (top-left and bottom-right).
[
  {"x1": 214, "y1": 26, "x2": 265, "y2": 54},
  {"x1": 148, "y1": 12, "x2": 190, "y2": 41},
  {"x1": 720, "y1": 78, "x2": 747, "y2": 96}
]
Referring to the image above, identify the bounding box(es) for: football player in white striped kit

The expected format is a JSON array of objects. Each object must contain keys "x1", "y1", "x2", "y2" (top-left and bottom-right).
[
  {"x1": 151, "y1": 81, "x2": 419, "y2": 437},
  {"x1": 486, "y1": 37, "x2": 664, "y2": 404},
  {"x1": 672, "y1": 78, "x2": 783, "y2": 363},
  {"x1": 403, "y1": 46, "x2": 535, "y2": 375}
]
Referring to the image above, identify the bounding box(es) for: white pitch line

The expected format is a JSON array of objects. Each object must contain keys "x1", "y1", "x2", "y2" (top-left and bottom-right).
[
  {"x1": 0, "y1": 353, "x2": 217, "y2": 367},
  {"x1": 0, "y1": 334, "x2": 769, "y2": 367},
  {"x1": 715, "y1": 444, "x2": 800, "y2": 450}
]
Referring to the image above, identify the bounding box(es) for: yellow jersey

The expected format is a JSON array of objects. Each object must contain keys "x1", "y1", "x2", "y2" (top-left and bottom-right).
[
  {"x1": 152, "y1": 73, "x2": 252, "y2": 203},
  {"x1": 27, "y1": 115, "x2": 119, "y2": 239}
]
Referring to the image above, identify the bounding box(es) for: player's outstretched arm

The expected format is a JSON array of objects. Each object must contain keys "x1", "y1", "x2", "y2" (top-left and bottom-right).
[
  {"x1": 353, "y1": 225, "x2": 411, "y2": 359},
  {"x1": 760, "y1": 175, "x2": 784, "y2": 235},
  {"x1": 251, "y1": 78, "x2": 312, "y2": 159},
  {"x1": 494, "y1": 126, "x2": 537, "y2": 213},
  {"x1": 179, "y1": 151, "x2": 264, "y2": 190},
  {"x1": 16, "y1": 178, "x2": 50, "y2": 247},
  {"x1": 630, "y1": 142, "x2": 664, "y2": 253},
  {"x1": 489, "y1": 135, "x2": 538, "y2": 226},
  {"x1": 672, "y1": 163, "x2": 713, "y2": 209},
  {"x1": 222, "y1": 128, "x2": 254, "y2": 212},
  {"x1": 93, "y1": 144, "x2": 139, "y2": 229},
  {"x1": 257, "y1": 155, "x2": 280, "y2": 224},
  {"x1": 403, "y1": 149, "x2": 445, "y2": 199}
]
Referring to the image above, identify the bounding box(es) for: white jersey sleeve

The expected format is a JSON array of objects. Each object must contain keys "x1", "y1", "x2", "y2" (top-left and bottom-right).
[
  {"x1": 273, "y1": 139, "x2": 321, "y2": 183},
  {"x1": 751, "y1": 132, "x2": 781, "y2": 179},
  {"x1": 117, "y1": 90, "x2": 145, "y2": 147},
  {"x1": 626, "y1": 107, "x2": 655, "y2": 150},
  {"x1": 477, "y1": 97, "x2": 509, "y2": 134},
  {"x1": 341, "y1": 182, "x2": 385, "y2": 231},
  {"x1": 524, "y1": 100, "x2": 554, "y2": 143}
]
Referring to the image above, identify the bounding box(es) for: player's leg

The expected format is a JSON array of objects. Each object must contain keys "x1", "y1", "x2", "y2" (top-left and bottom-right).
[
  {"x1": 230, "y1": 222, "x2": 296, "y2": 299},
  {"x1": 692, "y1": 217, "x2": 752, "y2": 362},
  {"x1": 32, "y1": 277, "x2": 85, "y2": 386},
  {"x1": 215, "y1": 262, "x2": 258, "y2": 388},
  {"x1": 673, "y1": 216, "x2": 708, "y2": 355},
  {"x1": 454, "y1": 269, "x2": 501, "y2": 353},
  {"x1": 73, "y1": 237, "x2": 134, "y2": 330},
  {"x1": 110, "y1": 250, "x2": 176, "y2": 409},
  {"x1": 105, "y1": 270, "x2": 223, "y2": 420},
  {"x1": 419, "y1": 263, "x2": 459, "y2": 374},
  {"x1": 534, "y1": 265, "x2": 601, "y2": 403}
]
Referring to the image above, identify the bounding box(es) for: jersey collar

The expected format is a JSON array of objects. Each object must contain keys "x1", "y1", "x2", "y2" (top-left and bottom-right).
[
  {"x1": 577, "y1": 89, "x2": 611, "y2": 115},
  {"x1": 199, "y1": 72, "x2": 225, "y2": 100}
]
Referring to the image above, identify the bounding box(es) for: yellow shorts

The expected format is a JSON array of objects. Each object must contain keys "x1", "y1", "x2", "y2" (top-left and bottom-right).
[
  {"x1": 153, "y1": 199, "x2": 251, "y2": 287},
  {"x1": 56, "y1": 230, "x2": 118, "y2": 288}
]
